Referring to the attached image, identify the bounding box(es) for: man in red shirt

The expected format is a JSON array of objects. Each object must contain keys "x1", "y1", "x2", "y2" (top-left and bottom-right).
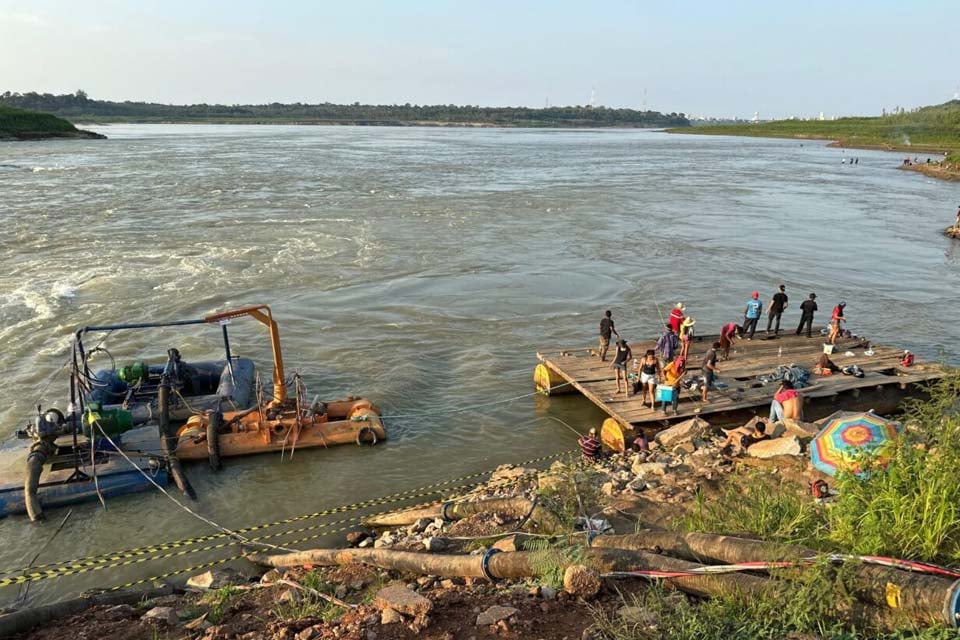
[
  {"x1": 669, "y1": 303, "x2": 686, "y2": 333},
  {"x1": 719, "y1": 322, "x2": 740, "y2": 360}
]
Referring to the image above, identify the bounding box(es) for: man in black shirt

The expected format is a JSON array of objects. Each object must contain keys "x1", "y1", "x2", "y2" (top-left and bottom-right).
[
  {"x1": 766, "y1": 285, "x2": 789, "y2": 334},
  {"x1": 598, "y1": 310, "x2": 620, "y2": 361},
  {"x1": 796, "y1": 293, "x2": 818, "y2": 338}
]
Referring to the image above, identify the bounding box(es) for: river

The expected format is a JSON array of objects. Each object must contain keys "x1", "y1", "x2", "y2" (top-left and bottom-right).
[{"x1": 0, "y1": 125, "x2": 958, "y2": 604}]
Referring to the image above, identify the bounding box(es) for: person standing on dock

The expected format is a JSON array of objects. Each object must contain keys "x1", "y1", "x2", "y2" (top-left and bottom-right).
[
  {"x1": 796, "y1": 293, "x2": 818, "y2": 338},
  {"x1": 828, "y1": 301, "x2": 847, "y2": 345},
  {"x1": 661, "y1": 354, "x2": 686, "y2": 415},
  {"x1": 655, "y1": 324, "x2": 679, "y2": 364},
  {"x1": 720, "y1": 322, "x2": 740, "y2": 360},
  {"x1": 701, "y1": 342, "x2": 721, "y2": 403},
  {"x1": 742, "y1": 292, "x2": 762, "y2": 340},
  {"x1": 766, "y1": 285, "x2": 788, "y2": 335},
  {"x1": 669, "y1": 303, "x2": 686, "y2": 333},
  {"x1": 638, "y1": 349, "x2": 662, "y2": 409},
  {"x1": 578, "y1": 428, "x2": 602, "y2": 461},
  {"x1": 598, "y1": 310, "x2": 619, "y2": 362},
  {"x1": 679, "y1": 317, "x2": 696, "y2": 357},
  {"x1": 611, "y1": 338, "x2": 633, "y2": 396}
]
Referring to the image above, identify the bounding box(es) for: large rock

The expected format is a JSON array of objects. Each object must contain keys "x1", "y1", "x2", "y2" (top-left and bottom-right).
[
  {"x1": 747, "y1": 436, "x2": 802, "y2": 459},
  {"x1": 563, "y1": 565, "x2": 602, "y2": 598},
  {"x1": 186, "y1": 568, "x2": 242, "y2": 591},
  {"x1": 630, "y1": 461, "x2": 668, "y2": 477},
  {"x1": 142, "y1": 606, "x2": 178, "y2": 626},
  {"x1": 654, "y1": 418, "x2": 710, "y2": 449},
  {"x1": 476, "y1": 605, "x2": 518, "y2": 626},
  {"x1": 374, "y1": 585, "x2": 433, "y2": 618}
]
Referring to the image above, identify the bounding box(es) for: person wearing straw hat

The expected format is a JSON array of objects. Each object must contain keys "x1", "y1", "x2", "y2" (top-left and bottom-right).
[
  {"x1": 669, "y1": 303, "x2": 686, "y2": 333},
  {"x1": 679, "y1": 316, "x2": 696, "y2": 357}
]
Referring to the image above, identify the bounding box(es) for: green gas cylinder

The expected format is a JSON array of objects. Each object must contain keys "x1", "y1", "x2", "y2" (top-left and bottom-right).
[
  {"x1": 118, "y1": 361, "x2": 149, "y2": 385},
  {"x1": 83, "y1": 402, "x2": 134, "y2": 437}
]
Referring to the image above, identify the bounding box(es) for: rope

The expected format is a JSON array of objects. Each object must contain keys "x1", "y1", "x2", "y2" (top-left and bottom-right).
[{"x1": 0, "y1": 450, "x2": 575, "y2": 586}]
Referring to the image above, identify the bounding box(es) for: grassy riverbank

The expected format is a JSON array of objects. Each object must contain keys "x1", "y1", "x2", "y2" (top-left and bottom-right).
[
  {"x1": 668, "y1": 100, "x2": 960, "y2": 155},
  {"x1": 0, "y1": 106, "x2": 104, "y2": 140}
]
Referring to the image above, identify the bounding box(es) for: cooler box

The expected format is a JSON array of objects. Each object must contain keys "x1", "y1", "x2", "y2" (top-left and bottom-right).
[{"x1": 655, "y1": 385, "x2": 675, "y2": 402}]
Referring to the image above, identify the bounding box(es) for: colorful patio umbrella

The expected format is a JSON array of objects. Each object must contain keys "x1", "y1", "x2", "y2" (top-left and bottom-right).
[{"x1": 810, "y1": 411, "x2": 900, "y2": 477}]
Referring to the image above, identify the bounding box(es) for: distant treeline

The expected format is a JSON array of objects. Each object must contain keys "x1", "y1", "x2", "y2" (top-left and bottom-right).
[{"x1": 0, "y1": 91, "x2": 690, "y2": 128}]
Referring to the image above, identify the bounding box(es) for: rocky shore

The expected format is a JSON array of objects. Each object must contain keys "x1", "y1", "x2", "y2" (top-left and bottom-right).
[{"x1": 6, "y1": 415, "x2": 845, "y2": 640}]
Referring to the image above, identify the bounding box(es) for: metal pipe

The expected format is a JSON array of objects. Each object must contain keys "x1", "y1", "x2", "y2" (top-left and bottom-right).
[
  {"x1": 24, "y1": 443, "x2": 53, "y2": 522},
  {"x1": 157, "y1": 377, "x2": 195, "y2": 499}
]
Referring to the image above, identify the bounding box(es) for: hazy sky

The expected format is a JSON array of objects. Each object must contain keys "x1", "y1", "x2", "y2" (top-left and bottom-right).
[{"x1": 2, "y1": 0, "x2": 958, "y2": 118}]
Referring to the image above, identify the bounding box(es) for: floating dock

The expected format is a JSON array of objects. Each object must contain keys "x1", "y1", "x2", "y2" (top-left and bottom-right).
[{"x1": 535, "y1": 330, "x2": 948, "y2": 451}]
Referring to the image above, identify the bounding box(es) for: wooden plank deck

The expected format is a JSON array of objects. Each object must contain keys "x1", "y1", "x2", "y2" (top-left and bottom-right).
[{"x1": 537, "y1": 329, "x2": 947, "y2": 431}]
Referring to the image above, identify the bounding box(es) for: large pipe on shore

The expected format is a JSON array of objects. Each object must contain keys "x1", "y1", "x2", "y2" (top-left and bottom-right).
[
  {"x1": 158, "y1": 378, "x2": 195, "y2": 499},
  {"x1": 593, "y1": 532, "x2": 960, "y2": 628},
  {"x1": 362, "y1": 497, "x2": 560, "y2": 533},
  {"x1": 249, "y1": 545, "x2": 899, "y2": 628}
]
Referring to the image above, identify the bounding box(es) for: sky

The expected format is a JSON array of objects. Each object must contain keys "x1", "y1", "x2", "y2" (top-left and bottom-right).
[{"x1": 1, "y1": 0, "x2": 958, "y2": 119}]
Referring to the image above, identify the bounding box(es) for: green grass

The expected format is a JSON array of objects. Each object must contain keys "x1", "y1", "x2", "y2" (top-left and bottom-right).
[
  {"x1": 668, "y1": 100, "x2": 960, "y2": 153},
  {"x1": 0, "y1": 105, "x2": 78, "y2": 135},
  {"x1": 681, "y1": 376, "x2": 960, "y2": 566},
  {"x1": 200, "y1": 585, "x2": 241, "y2": 624},
  {"x1": 271, "y1": 570, "x2": 344, "y2": 622}
]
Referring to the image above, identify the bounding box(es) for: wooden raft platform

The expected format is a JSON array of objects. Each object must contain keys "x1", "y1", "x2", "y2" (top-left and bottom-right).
[{"x1": 535, "y1": 330, "x2": 948, "y2": 441}]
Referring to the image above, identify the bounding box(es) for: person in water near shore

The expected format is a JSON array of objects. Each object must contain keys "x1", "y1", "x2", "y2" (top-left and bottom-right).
[
  {"x1": 743, "y1": 291, "x2": 762, "y2": 339},
  {"x1": 701, "y1": 341, "x2": 720, "y2": 403},
  {"x1": 598, "y1": 310, "x2": 619, "y2": 361},
  {"x1": 655, "y1": 324, "x2": 679, "y2": 363},
  {"x1": 637, "y1": 349, "x2": 662, "y2": 408},
  {"x1": 828, "y1": 301, "x2": 846, "y2": 345},
  {"x1": 669, "y1": 303, "x2": 686, "y2": 333},
  {"x1": 766, "y1": 285, "x2": 788, "y2": 335},
  {"x1": 611, "y1": 338, "x2": 632, "y2": 396},
  {"x1": 719, "y1": 322, "x2": 740, "y2": 360},
  {"x1": 660, "y1": 354, "x2": 686, "y2": 415},
  {"x1": 796, "y1": 292, "x2": 818, "y2": 338},
  {"x1": 578, "y1": 428, "x2": 601, "y2": 461},
  {"x1": 769, "y1": 379, "x2": 802, "y2": 422},
  {"x1": 679, "y1": 317, "x2": 695, "y2": 357}
]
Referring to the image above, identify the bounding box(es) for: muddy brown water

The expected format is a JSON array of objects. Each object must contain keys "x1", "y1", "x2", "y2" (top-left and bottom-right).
[{"x1": 1, "y1": 125, "x2": 958, "y2": 604}]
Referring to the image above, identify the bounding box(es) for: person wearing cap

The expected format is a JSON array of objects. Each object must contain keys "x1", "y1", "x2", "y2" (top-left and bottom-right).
[
  {"x1": 679, "y1": 317, "x2": 696, "y2": 357},
  {"x1": 901, "y1": 350, "x2": 915, "y2": 367},
  {"x1": 796, "y1": 293, "x2": 818, "y2": 338},
  {"x1": 669, "y1": 303, "x2": 686, "y2": 334},
  {"x1": 828, "y1": 301, "x2": 847, "y2": 345},
  {"x1": 766, "y1": 285, "x2": 789, "y2": 335},
  {"x1": 742, "y1": 291, "x2": 762, "y2": 340},
  {"x1": 598, "y1": 310, "x2": 620, "y2": 362},
  {"x1": 610, "y1": 338, "x2": 633, "y2": 396},
  {"x1": 578, "y1": 427, "x2": 602, "y2": 461}
]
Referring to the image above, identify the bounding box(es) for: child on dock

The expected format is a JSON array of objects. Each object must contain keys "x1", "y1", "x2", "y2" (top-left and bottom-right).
[
  {"x1": 611, "y1": 338, "x2": 632, "y2": 396},
  {"x1": 701, "y1": 342, "x2": 721, "y2": 403},
  {"x1": 679, "y1": 317, "x2": 695, "y2": 357}
]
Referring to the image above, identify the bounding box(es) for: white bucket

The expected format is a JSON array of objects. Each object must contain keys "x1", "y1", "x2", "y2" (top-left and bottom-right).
[{"x1": 823, "y1": 344, "x2": 835, "y2": 355}]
